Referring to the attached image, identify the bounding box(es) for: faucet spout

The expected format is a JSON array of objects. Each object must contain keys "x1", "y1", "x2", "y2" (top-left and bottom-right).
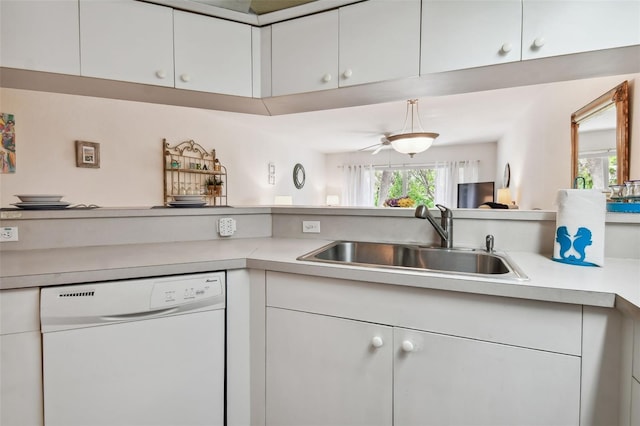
[{"x1": 415, "y1": 204, "x2": 453, "y2": 248}]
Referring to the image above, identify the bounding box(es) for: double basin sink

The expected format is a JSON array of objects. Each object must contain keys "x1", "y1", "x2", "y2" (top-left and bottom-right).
[{"x1": 298, "y1": 241, "x2": 528, "y2": 281}]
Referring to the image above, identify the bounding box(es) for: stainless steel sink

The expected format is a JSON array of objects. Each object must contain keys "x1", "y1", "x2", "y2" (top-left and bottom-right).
[{"x1": 298, "y1": 241, "x2": 528, "y2": 280}]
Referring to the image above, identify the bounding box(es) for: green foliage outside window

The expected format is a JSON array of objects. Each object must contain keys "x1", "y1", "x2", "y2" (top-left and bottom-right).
[{"x1": 374, "y1": 168, "x2": 436, "y2": 207}]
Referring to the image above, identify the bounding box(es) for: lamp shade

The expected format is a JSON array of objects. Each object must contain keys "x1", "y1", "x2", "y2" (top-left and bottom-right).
[
  {"x1": 497, "y1": 188, "x2": 512, "y2": 204},
  {"x1": 388, "y1": 132, "x2": 438, "y2": 157},
  {"x1": 274, "y1": 195, "x2": 293, "y2": 205},
  {"x1": 326, "y1": 195, "x2": 340, "y2": 206},
  {"x1": 387, "y1": 100, "x2": 439, "y2": 157}
]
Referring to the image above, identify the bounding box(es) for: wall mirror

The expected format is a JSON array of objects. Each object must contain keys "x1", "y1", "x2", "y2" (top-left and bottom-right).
[
  {"x1": 293, "y1": 163, "x2": 306, "y2": 189},
  {"x1": 571, "y1": 80, "x2": 629, "y2": 188}
]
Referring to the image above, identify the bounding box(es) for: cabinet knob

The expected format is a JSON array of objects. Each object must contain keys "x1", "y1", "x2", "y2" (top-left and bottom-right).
[
  {"x1": 500, "y1": 42, "x2": 512, "y2": 54},
  {"x1": 322, "y1": 73, "x2": 332, "y2": 83},
  {"x1": 371, "y1": 336, "x2": 384, "y2": 348},
  {"x1": 342, "y1": 69, "x2": 353, "y2": 79},
  {"x1": 401, "y1": 340, "x2": 415, "y2": 352},
  {"x1": 180, "y1": 74, "x2": 191, "y2": 83},
  {"x1": 155, "y1": 70, "x2": 166, "y2": 79},
  {"x1": 532, "y1": 37, "x2": 545, "y2": 49}
]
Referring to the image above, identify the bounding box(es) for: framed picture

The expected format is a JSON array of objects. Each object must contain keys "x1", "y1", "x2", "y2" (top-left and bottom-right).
[{"x1": 76, "y1": 140, "x2": 100, "y2": 168}]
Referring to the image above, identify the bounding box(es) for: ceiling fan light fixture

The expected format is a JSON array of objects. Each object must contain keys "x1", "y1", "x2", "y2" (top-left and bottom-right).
[
  {"x1": 388, "y1": 99, "x2": 439, "y2": 157},
  {"x1": 388, "y1": 132, "x2": 438, "y2": 157}
]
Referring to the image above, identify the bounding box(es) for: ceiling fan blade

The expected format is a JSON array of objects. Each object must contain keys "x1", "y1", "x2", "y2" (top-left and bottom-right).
[
  {"x1": 358, "y1": 142, "x2": 382, "y2": 152},
  {"x1": 372, "y1": 144, "x2": 384, "y2": 155}
]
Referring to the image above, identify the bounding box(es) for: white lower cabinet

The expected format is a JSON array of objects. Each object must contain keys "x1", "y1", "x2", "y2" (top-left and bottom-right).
[
  {"x1": 0, "y1": 288, "x2": 43, "y2": 426},
  {"x1": 632, "y1": 378, "x2": 640, "y2": 426},
  {"x1": 265, "y1": 272, "x2": 582, "y2": 426},
  {"x1": 266, "y1": 307, "x2": 393, "y2": 426},
  {"x1": 394, "y1": 328, "x2": 580, "y2": 425}
]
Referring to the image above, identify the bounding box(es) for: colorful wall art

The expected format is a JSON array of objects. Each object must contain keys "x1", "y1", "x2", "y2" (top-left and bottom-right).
[{"x1": 1, "y1": 113, "x2": 16, "y2": 173}]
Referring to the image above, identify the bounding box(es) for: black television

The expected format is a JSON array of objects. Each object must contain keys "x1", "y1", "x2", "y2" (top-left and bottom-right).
[{"x1": 457, "y1": 181, "x2": 495, "y2": 208}]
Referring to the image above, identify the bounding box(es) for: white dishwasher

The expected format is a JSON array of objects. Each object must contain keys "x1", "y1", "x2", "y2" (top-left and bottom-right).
[{"x1": 40, "y1": 272, "x2": 225, "y2": 426}]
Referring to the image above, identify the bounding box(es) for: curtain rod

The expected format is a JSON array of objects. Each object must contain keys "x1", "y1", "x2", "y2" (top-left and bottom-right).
[{"x1": 338, "y1": 160, "x2": 480, "y2": 169}]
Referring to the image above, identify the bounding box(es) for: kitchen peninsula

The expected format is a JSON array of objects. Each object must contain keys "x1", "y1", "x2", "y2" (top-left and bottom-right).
[{"x1": 1, "y1": 206, "x2": 639, "y2": 425}]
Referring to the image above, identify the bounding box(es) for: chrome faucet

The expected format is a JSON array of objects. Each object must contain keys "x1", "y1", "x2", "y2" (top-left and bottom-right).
[{"x1": 414, "y1": 204, "x2": 453, "y2": 248}]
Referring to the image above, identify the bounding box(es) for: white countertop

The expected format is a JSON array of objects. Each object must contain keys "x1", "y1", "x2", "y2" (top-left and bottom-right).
[{"x1": 1, "y1": 237, "x2": 639, "y2": 318}]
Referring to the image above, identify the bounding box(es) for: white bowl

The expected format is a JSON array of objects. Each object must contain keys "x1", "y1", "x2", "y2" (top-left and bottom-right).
[{"x1": 15, "y1": 194, "x2": 64, "y2": 203}]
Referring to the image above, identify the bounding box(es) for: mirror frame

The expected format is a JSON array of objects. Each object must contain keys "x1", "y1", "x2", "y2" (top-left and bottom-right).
[{"x1": 571, "y1": 80, "x2": 629, "y2": 187}]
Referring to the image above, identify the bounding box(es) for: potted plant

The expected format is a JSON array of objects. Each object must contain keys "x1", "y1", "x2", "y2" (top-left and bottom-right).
[{"x1": 205, "y1": 176, "x2": 223, "y2": 196}]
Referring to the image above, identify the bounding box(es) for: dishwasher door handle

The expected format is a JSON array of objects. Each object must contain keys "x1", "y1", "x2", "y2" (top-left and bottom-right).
[{"x1": 101, "y1": 307, "x2": 179, "y2": 322}]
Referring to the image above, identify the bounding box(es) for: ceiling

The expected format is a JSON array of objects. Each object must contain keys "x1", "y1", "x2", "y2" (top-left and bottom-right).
[{"x1": 232, "y1": 83, "x2": 550, "y2": 154}]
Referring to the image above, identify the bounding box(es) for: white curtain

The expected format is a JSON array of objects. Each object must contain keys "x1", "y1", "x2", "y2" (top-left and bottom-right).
[
  {"x1": 434, "y1": 160, "x2": 479, "y2": 207},
  {"x1": 341, "y1": 164, "x2": 375, "y2": 206}
]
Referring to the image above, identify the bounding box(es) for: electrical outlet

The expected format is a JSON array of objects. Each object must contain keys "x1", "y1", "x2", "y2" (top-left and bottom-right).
[
  {"x1": 302, "y1": 221, "x2": 321, "y2": 233},
  {"x1": 218, "y1": 218, "x2": 236, "y2": 237},
  {"x1": 0, "y1": 227, "x2": 19, "y2": 242}
]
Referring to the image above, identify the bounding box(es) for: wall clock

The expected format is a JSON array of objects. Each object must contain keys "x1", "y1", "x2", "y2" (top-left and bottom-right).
[{"x1": 293, "y1": 163, "x2": 305, "y2": 189}]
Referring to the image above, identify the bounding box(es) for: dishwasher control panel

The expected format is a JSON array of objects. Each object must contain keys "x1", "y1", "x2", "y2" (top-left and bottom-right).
[{"x1": 150, "y1": 274, "x2": 224, "y2": 309}]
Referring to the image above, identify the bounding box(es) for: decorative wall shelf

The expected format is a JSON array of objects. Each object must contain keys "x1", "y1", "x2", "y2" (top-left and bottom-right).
[{"x1": 163, "y1": 139, "x2": 227, "y2": 206}]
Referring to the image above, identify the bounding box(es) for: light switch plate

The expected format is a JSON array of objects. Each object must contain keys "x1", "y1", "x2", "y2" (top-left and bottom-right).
[{"x1": 302, "y1": 221, "x2": 321, "y2": 233}]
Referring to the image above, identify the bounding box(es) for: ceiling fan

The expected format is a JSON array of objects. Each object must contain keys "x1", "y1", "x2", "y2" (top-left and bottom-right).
[{"x1": 358, "y1": 133, "x2": 391, "y2": 155}]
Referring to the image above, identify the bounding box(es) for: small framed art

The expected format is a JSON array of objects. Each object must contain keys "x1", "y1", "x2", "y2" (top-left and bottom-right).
[{"x1": 76, "y1": 140, "x2": 100, "y2": 168}]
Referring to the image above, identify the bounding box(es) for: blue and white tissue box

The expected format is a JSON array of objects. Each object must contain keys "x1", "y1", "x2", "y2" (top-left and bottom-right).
[{"x1": 552, "y1": 189, "x2": 606, "y2": 267}]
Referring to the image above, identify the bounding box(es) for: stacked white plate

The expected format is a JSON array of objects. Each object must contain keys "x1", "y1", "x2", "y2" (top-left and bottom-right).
[
  {"x1": 169, "y1": 194, "x2": 206, "y2": 208},
  {"x1": 12, "y1": 194, "x2": 70, "y2": 210}
]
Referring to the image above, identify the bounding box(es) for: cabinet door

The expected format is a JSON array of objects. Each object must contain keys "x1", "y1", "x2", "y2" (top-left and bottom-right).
[
  {"x1": 632, "y1": 378, "x2": 640, "y2": 426},
  {"x1": 266, "y1": 308, "x2": 392, "y2": 426},
  {"x1": 271, "y1": 10, "x2": 339, "y2": 96},
  {"x1": 522, "y1": 0, "x2": 640, "y2": 60},
  {"x1": 0, "y1": 289, "x2": 43, "y2": 425},
  {"x1": 339, "y1": 0, "x2": 420, "y2": 87},
  {"x1": 0, "y1": 332, "x2": 43, "y2": 426},
  {"x1": 0, "y1": 0, "x2": 80, "y2": 74},
  {"x1": 174, "y1": 11, "x2": 252, "y2": 96},
  {"x1": 421, "y1": 0, "x2": 521, "y2": 74},
  {"x1": 79, "y1": 0, "x2": 174, "y2": 86},
  {"x1": 394, "y1": 328, "x2": 580, "y2": 425}
]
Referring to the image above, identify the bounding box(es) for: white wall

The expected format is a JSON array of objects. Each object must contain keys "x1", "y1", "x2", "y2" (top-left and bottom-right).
[
  {"x1": 497, "y1": 73, "x2": 639, "y2": 210},
  {"x1": 325, "y1": 142, "x2": 497, "y2": 203},
  {"x1": 0, "y1": 88, "x2": 325, "y2": 207}
]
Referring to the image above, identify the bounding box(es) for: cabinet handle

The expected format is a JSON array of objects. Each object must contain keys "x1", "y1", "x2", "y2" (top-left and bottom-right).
[
  {"x1": 180, "y1": 74, "x2": 191, "y2": 83},
  {"x1": 342, "y1": 69, "x2": 353, "y2": 79},
  {"x1": 155, "y1": 70, "x2": 167, "y2": 79},
  {"x1": 322, "y1": 73, "x2": 332, "y2": 83},
  {"x1": 371, "y1": 336, "x2": 384, "y2": 348},
  {"x1": 401, "y1": 340, "x2": 415, "y2": 352},
  {"x1": 500, "y1": 42, "x2": 512, "y2": 54},
  {"x1": 532, "y1": 37, "x2": 545, "y2": 49}
]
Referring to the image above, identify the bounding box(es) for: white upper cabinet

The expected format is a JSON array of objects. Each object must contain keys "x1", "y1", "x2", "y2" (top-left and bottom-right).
[
  {"x1": 339, "y1": 0, "x2": 421, "y2": 87},
  {"x1": 271, "y1": 0, "x2": 421, "y2": 96},
  {"x1": 522, "y1": 0, "x2": 640, "y2": 60},
  {"x1": 174, "y1": 11, "x2": 252, "y2": 97},
  {"x1": 271, "y1": 10, "x2": 339, "y2": 96},
  {"x1": 0, "y1": 0, "x2": 80, "y2": 75},
  {"x1": 79, "y1": 0, "x2": 174, "y2": 86},
  {"x1": 421, "y1": 0, "x2": 522, "y2": 73}
]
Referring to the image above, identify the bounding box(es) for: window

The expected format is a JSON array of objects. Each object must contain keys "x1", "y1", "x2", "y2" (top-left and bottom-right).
[
  {"x1": 343, "y1": 160, "x2": 479, "y2": 208},
  {"x1": 374, "y1": 167, "x2": 437, "y2": 207}
]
